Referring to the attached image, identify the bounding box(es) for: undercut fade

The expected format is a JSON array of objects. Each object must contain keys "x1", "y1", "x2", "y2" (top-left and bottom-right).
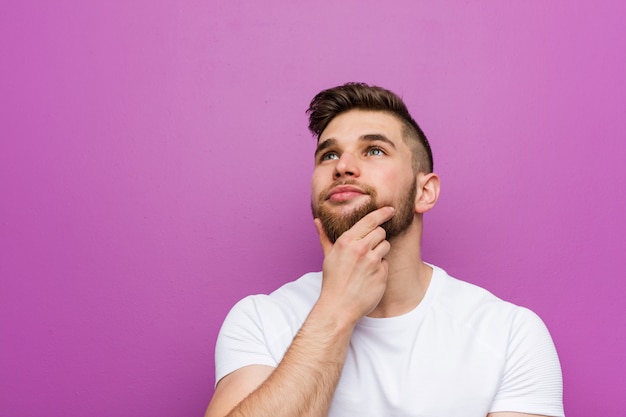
[{"x1": 306, "y1": 82, "x2": 433, "y2": 173}]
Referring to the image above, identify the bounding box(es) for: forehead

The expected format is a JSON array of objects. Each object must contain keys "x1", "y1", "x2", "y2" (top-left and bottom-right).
[{"x1": 319, "y1": 110, "x2": 405, "y2": 143}]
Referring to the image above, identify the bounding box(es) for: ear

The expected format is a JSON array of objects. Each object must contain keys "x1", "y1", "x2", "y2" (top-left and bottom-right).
[{"x1": 415, "y1": 172, "x2": 440, "y2": 214}]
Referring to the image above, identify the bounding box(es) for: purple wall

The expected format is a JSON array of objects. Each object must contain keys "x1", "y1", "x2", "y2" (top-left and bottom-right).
[{"x1": 1, "y1": 1, "x2": 624, "y2": 416}]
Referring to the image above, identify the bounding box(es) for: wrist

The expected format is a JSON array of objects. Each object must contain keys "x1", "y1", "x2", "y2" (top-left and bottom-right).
[{"x1": 310, "y1": 298, "x2": 360, "y2": 335}]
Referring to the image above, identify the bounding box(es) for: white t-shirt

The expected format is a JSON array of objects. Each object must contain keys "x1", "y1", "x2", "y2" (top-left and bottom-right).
[{"x1": 215, "y1": 265, "x2": 564, "y2": 417}]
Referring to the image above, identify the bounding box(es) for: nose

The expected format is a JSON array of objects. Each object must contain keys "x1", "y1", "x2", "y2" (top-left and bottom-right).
[{"x1": 334, "y1": 152, "x2": 360, "y2": 178}]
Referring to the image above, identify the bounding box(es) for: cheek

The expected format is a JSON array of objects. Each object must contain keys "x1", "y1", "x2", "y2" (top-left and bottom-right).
[
  {"x1": 311, "y1": 164, "x2": 333, "y2": 186},
  {"x1": 378, "y1": 171, "x2": 401, "y2": 190},
  {"x1": 377, "y1": 170, "x2": 413, "y2": 202},
  {"x1": 310, "y1": 172, "x2": 325, "y2": 200}
]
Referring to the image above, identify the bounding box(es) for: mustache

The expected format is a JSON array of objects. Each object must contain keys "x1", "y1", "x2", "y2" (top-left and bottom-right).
[{"x1": 319, "y1": 180, "x2": 375, "y2": 201}]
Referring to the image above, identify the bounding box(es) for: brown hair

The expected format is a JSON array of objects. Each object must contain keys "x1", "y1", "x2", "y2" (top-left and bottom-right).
[{"x1": 306, "y1": 82, "x2": 433, "y2": 173}]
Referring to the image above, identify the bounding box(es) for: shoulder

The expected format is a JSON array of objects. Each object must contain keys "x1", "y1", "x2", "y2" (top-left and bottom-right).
[
  {"x1": 432, "y1": 265, "x2": 519, "y2": 318},
  {"x1": 233, "y1": 271, "x2": 321, "y2": 313},
  {"x1": 429, "y1": 265, "x2": 554, "y2": 351},
  {"x1": 220, "y1": 271, "x2": 321, "y2": 332},
  {"x1": 214, "y1": 272, "x2": 322, "y2": 384},
  {"x1": 430, "y1": 266, "x2": 563, "y2": 416}
]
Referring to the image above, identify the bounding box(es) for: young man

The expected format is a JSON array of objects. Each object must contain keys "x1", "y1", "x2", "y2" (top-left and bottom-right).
[{"x1": 205, "y1": 83, "x2": 564, "y2": 417}]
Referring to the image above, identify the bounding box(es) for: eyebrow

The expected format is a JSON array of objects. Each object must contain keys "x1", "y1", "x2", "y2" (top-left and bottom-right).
[
  {"x1": 314, "y1": 134, "x2": 397, "y2": 159},
  {"x1": 361, "y1": 134, "x2": 397, "y2": 149},
  {"x1": 314, "y1": 138, "x2": 337, "y2": 159}
]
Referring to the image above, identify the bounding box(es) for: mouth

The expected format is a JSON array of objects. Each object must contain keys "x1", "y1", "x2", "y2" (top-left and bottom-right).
[{"x1": 326, "y1": 185, "x2": 368, "y2": 203}]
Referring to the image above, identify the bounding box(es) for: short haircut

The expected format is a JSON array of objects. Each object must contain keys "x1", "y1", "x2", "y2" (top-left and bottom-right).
[{"x1": 306, "y1": 82, "x2": 433, "y2": 173}]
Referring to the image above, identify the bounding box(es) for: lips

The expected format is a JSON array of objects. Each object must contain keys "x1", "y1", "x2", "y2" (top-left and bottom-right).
[{"x1": 326, "y1": 185, "x2": 368, "y2": 203}]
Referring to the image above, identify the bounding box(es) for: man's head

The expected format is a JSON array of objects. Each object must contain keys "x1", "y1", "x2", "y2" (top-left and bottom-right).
[
  {"x1": 307, "y1": 82, "x2": 433, "y2": 174},
  {"x1": 307, "y1": 83, "x2": 438, "y2": 244}
]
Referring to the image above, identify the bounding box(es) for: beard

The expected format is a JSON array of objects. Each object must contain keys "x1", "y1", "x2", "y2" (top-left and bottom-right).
[{"x1": 311, "y1": 178, "x2": 417, "y2": 244}]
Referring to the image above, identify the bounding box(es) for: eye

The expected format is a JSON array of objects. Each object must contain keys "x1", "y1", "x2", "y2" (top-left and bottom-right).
[
  {"x1": 320, "y1": 151, "x2": 339, "y2": 161},
  {"x1": 366, "y1": 147, "x2": 385, "y2": 157}
]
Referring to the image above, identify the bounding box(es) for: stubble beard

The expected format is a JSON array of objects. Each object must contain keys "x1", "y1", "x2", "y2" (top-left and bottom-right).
[{"x1": 312, "y1": 178, "x2": 417, "y2": 244}]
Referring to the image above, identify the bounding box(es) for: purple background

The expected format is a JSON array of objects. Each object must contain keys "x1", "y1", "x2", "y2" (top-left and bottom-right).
[{"x1": 1, "y1": 1, "x2": 624, "y2": 416}]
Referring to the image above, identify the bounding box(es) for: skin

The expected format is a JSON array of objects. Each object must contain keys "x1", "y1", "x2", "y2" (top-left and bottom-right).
[{"x1": 205, "y1": 110, "x2": 551, "y2": 417}]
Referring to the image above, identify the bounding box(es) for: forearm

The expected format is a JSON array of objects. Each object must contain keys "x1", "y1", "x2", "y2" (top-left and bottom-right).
[{"x1": 226, "y1": 304, "x2": 354, "y2": 417}]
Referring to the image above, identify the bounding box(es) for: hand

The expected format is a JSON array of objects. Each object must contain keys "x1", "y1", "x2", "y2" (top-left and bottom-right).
[{"x1": 314, "y1": 206, "x2": 395, "y2": 326}]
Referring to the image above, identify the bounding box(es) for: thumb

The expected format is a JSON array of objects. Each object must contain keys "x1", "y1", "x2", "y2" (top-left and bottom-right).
[{"x1": 314, "y1": 218, "x2": 333, "y2": 256}]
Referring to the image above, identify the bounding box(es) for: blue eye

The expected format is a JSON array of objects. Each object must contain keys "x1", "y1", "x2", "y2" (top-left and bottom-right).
[
  {"x1": 321, "y1": 152, "x2": 339, "y2": 161},
  {"x1": 367, "y1": 147, "x2": 385, "y2": 156}
]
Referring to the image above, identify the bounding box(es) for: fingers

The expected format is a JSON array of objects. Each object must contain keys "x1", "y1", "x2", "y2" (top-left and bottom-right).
[
  {"x1": 314, "y1": 206, "x2": 396, "y2": 323},
  {"x1": 314, "y1": 206, "x2": 395, "y2": 255},
  {"x1": 370, "y1": 235, "x2": 392, "y2": 259},
  {"x1": 346, "y1": 206, "x2": 395, "y2": 241}
]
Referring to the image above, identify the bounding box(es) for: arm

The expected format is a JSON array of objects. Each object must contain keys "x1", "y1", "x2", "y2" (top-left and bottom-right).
[{"x1": 205, "y1": 207, "x2": 395, "y2": 417}]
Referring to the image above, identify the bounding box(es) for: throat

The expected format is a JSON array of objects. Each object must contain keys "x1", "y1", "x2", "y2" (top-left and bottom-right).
[{"x1": 367, "y1": 263, "x2": 433, "y2": 318}]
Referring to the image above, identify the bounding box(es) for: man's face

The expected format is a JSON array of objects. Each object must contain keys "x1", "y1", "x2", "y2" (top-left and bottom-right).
[{"x1": 311, "y1": 110, "x2": 418, "y2": 243}]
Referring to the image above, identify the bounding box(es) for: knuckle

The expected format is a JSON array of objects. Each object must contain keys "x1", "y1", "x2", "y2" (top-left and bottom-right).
[
  {"x1": 360, "y1": 212, "x2": 378, "y2": 229},
  {"x1": 365, "y1": 251, "x2": 382, "y2": 265},
  {"x1": 335, "y1": 236, "x2": 350, "y2": 249},
  {"x1": 355, "y1": 243, "x2": 369, "y2": 257}
]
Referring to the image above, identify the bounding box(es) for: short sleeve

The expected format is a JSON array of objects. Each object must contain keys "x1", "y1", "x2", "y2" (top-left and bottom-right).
[
  {"x1": 214, "y1": 296, "x2": 278, "y2": 386},
  {"x1": 490, "y1": 307, "x2": 564, "y2": 416}
]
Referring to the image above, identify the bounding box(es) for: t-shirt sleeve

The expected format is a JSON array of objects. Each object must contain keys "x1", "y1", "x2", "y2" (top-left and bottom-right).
[
  {"x1": 490, "y1": 307, "x2": 564, "y2": 416},
  {"x1": 214, "y1": 296, "x2": 278, "y2": 387}
]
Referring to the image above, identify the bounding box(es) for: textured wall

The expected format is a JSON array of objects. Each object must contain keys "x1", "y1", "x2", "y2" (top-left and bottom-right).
[{"x1": 1, "y1": 1, "x2": 624, "y2": 416}]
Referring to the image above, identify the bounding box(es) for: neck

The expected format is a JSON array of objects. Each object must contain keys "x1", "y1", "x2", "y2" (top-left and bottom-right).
[{"x1": 367, "y1": 221, "x2": 432, "y2": 318}]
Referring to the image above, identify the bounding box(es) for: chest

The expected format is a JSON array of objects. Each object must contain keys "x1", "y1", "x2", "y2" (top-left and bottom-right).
[{"x1": 329, "y1": 320, "x2": 505, "y2": 417}]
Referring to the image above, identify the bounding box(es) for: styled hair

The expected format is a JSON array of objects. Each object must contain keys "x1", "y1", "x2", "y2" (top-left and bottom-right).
[{"x1": 306, "y1": 82, "x2": 433, "y2": 173}]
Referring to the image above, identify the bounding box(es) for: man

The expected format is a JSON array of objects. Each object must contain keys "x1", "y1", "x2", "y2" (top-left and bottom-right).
[{"x1": 206, "y1": 83, "x2": 564, "y2": 417}]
